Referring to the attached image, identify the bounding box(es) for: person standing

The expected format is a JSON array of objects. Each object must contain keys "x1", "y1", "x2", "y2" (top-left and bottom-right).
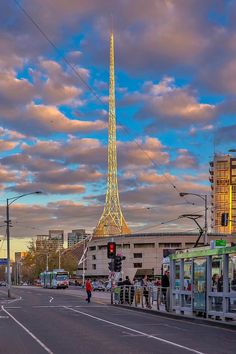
[
  {"x1": 141, "y1": 275, "x2": 151, "y2": 309},
  {"x1": 123, "y1": 276, "x2": 131, "y2": 304},
  {"x1": 161, "y1": 271, "x2": 170, "y2": 310},
  {"x1": 85, "y1": 278, "x2": 92, "y2": 303}
]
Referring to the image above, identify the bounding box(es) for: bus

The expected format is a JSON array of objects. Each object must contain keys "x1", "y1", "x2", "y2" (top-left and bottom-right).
[{"x1": 40, "y1": 269, "x2": 69, "y2": 289}]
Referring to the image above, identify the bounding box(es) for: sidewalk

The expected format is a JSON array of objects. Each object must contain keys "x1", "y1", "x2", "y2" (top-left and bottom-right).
[{"x1": 113, "y1": 303, "x2": 236, "y2": 331}]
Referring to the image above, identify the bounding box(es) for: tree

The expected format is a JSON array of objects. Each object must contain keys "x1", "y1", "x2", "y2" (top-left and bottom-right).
[{"x1": 20, "y1": 239, "x2": 78, "y2": 282}]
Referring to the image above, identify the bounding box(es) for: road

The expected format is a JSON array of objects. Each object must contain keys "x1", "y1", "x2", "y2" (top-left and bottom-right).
[{"x1": 0, "y1": 286, "x2": 235, "y2": 354}]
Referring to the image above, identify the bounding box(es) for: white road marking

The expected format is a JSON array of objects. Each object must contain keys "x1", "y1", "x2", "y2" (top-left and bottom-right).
[
  {"x1": 7, "y1": 296, "x2": 22, "y2": 304},
  {"x1": 32, "y1": 305, "x2": 106, "y2": 308},
  {"x1": 33, "y1": 305, "x2": 72, "y2": 308},
  {"x1": 0, "y1": 315, "x2": 9, "y2": 319},
  {"x1": 64, "y1": 307, "x2": 206, "y2": 354},
  {"x1": 49, "y1": 297, "x2": 54, "y2": 303},
  {"x1": 1, "y1": 306, "x2": 54, "y2": 354}
]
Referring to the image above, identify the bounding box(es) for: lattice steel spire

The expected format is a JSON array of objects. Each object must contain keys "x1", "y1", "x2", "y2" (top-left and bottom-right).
[{"x1": 94, "y1": 32, "x2": 131, "y2": 237}]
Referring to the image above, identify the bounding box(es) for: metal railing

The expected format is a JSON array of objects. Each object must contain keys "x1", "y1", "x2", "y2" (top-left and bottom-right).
[{"x1": 112, "y1": 285, "x2": 170, "y2": 312}]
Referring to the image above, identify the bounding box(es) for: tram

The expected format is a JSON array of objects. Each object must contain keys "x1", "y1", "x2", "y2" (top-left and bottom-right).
[{"x1": 40, "y1": 269, "x2": 69, "y2": 289}]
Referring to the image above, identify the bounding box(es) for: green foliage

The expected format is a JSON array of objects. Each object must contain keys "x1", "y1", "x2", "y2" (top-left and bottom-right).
[{"x1": 20, "y1": 240, "x2": 77, "y2": 282}]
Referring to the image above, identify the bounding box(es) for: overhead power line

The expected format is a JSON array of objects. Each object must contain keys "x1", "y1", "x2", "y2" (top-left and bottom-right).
[{"x1": 12, "y1": 0, "x2": 198, "y2": 206}]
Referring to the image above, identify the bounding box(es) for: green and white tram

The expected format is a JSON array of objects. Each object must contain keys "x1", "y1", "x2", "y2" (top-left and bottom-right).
[{"x1": 40, "y1": 269, "x2": 69, "y2": 289}]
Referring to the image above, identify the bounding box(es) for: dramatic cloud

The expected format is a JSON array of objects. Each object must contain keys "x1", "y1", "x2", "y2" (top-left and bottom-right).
[
  {"x1": 0, "y1": 0, "x2": 235, "y2": 254},
  {"x1": 123, "y1": 77, "x2": 216, "y2": 130}
]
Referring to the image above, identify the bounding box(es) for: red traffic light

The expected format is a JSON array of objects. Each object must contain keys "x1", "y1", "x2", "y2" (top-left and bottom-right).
[{"x1": 107, "y1": 242, "x2": 116, "y2": 258}]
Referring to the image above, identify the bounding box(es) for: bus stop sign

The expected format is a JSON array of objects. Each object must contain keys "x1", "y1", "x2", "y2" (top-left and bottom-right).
[
  {"x1": 215, "y1": 240, "x2": 227, "y2": 247},
  {"x1": 0, "y1": 258, "x2": 8, "y2": 265}
]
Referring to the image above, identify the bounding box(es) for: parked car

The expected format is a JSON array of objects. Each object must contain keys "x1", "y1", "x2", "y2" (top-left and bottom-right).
[
  {"x1": 92, "y1": 281, "x2": 105, "y2": 291},
  {"x1": 0, "y1": 281, "x2": 7, "y2": 287}
]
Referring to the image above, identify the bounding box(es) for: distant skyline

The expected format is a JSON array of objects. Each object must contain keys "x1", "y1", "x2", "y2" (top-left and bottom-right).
[{"x1": 1, "y1": 1, "x2": 236, "y2": 256}]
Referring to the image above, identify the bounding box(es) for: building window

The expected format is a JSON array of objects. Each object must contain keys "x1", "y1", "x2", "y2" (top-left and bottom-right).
[
  {"x1": 133, "y1": 263, "x2": 142, "y2": 268},
  {"x1": 98, "y1": 245, "x2": 107, "y2": 250},
  {"x1": 92, "y1": 264, "x2": 96, "y2": 270},
  {"x1": 92, "y1": 255, "x2": 96, "y2": 260},
  {"x1": 123, "y1": 244, "x2": 130, "y2": 249},
  {"x1": 133, "y1": 253, "x2": 142, "y2": 258},
  {"x1": 134, "y1": 243, "x2": 155, "y2": 248},
  {"x1": 89, "y1": 246, "x2": 96, "y2": 251},
  {"x1": 159, "y1": 243, "x2": 182, "y2": 248}
]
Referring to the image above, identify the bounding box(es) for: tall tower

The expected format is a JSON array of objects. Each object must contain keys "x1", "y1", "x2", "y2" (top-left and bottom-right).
[{"x1": 94, "y1": 32, "x2": 131, "y2": 237}]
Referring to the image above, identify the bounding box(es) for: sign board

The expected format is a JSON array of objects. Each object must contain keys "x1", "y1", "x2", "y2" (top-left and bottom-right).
[
  {"x1": 0, "y1": 258, "x2": 8, "y2": 265},
  {"x1": 215, "y1": 240, "x2": 227, "y2": 247}
]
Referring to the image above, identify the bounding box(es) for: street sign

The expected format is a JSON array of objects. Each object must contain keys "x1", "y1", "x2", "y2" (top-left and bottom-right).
[
  {"x1": 215, "y1": 240, "x2": 227, "y2": 247},
  {"x1": 0, "y1": 258, "x2": 8, "y2": 265}
]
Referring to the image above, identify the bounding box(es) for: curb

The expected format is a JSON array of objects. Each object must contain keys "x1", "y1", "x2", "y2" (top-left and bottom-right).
[{"x1": 112, "y1": 304, "x2": 236, "y2": 331}]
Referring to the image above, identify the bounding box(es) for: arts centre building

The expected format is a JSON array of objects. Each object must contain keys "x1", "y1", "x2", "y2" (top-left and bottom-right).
[{"x1": 79, "y1": 232, "x2": 236, "y2": 279}]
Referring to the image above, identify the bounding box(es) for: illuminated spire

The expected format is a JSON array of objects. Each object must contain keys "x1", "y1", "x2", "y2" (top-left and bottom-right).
[{"x1": 94, "y1": 32, "x2": 131, "y2": 237}]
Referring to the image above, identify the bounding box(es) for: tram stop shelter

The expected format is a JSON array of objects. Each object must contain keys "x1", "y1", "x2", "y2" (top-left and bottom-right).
[{"x1": 169, "y1": 243, "x2": 236, "y2": 321}]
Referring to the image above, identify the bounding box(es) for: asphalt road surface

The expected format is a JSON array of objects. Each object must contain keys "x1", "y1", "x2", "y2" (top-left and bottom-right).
[{"x1": 0, "y1": 286, "x2": 235, "y2": 354}]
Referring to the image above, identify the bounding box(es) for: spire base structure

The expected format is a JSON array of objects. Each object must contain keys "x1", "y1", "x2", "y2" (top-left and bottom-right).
[{"x1": 94, "y1": 32, "x2": 131, "y2": 237}]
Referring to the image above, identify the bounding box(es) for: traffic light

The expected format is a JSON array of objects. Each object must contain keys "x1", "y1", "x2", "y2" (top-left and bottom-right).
[
  {"x1": 221, "y1": 213, "x2": 229, "y2": 226},
  {"x1": 114, "y1": 256, "x2": 122, "y2": 272},
  {"x1": 107, "y1": 242, "x2": 116, "y2": 259},
  {"x1": 108, "y1": 261, "x2": 114, "y2": 271}
]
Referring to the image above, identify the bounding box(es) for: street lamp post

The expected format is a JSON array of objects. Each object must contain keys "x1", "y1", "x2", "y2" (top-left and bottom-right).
[
  {"x1": 179, "y1": 192, "x2": 208, "y2": 245},
  {"x1": 5, "y1": 191, "x2": 42, "y2": 298}
]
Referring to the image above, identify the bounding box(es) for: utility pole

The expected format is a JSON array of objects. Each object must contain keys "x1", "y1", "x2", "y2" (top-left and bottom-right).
[
  {"x1": 6, "y1": 198, "x2": 11, "y2": 298},
  {"x1": 58, "y1": 247, "x2": 61, "y2": 269},
  {"x1": 46, "y1": 253, "x2": 49, "y2": 271}
]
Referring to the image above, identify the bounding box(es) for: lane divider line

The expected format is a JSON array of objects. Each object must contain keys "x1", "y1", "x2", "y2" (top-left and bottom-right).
[
  {"x1": 1, "y1": 305, "x2": 54, "y2": 354},
  {"x1": 7, "y1": 296, "x2": 22, "y2": 304},
  {"x1": 64, "y1": 306, "x2": 206, "y2": 354}
]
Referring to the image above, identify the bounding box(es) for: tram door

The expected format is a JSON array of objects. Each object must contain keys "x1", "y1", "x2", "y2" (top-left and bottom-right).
[{"x1": 193, "y1": 258, "x2": 207, "y2": 313}]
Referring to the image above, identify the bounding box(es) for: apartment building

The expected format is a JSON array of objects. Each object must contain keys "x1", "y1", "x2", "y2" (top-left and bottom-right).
[{"x1": 209, "y1": 154, "x2": 236, "y2": 234}]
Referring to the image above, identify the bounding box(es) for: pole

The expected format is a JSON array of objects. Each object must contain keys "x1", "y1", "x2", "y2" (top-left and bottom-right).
[
  {"x1": 46, "y1": 253, "x2": 49, "y2": 271},
  {"x1": 58, "y1": 247, "x2": 61, "y2": 269},
  {"x1": 204, "y1": 195, "x2": 208, "y2": 245},
  {"x1": 82, "y1": 239, "x2": 85, "y2": 287},
  {"x1": 6, "y1": 199, "x2": 11, "y2": 298},
  {"x1": 58, "y1": 238, "x2": 61, "y2": 269}
]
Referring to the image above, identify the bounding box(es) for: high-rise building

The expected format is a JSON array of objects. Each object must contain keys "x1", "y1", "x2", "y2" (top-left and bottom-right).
[
  {"x1": 67, "y1": 229, "x2": 87, "y2": 248},
  {"x1": 36, "y1": 235, "x2": 49, "y2": 252},
  {"x1": 209, "y1": 154, "x2": 236, "y2": 233},
  {"x1": 93, "y1": 32, "x2": 130, "y2": 237},
  {"x1": 36, "y1": 231, "x2": 64, "y2": 253},
  {"x1": 49, "y1": 230, "x2": 64, "y2": 249}
]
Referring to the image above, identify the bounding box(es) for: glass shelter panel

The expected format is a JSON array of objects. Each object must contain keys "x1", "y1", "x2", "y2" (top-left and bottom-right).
[
  {"x1": 193, "y1": 258, "x2": 206, "y2": 312},
  {"x1": 229, "y1": 253, "x2": 236, "y2": 313},
  {"x1": 183, "y1": 260, "x2": 192, "y2": 308},
  {"x1": 174, "y1": 261, "x2": 180, "y2": 290}
]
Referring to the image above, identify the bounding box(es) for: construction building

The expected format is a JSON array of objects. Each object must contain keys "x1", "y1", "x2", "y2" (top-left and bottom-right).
[{"x1": 209, "y1": 154, "x2": 236, "y2": 234}]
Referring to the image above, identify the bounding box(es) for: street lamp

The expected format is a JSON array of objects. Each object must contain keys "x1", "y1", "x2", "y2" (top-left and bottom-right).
[
  {"x1": 5, "y1": 191, "x2": 42, "y2": 298},
  {"x1": 179, "y1": 192, "x2": 208, "y2": 245}
]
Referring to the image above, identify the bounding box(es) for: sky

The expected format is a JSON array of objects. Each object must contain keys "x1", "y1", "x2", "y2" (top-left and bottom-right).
[{"x1": 0, "y1": 0, "x2": 236, "y2": 257}]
